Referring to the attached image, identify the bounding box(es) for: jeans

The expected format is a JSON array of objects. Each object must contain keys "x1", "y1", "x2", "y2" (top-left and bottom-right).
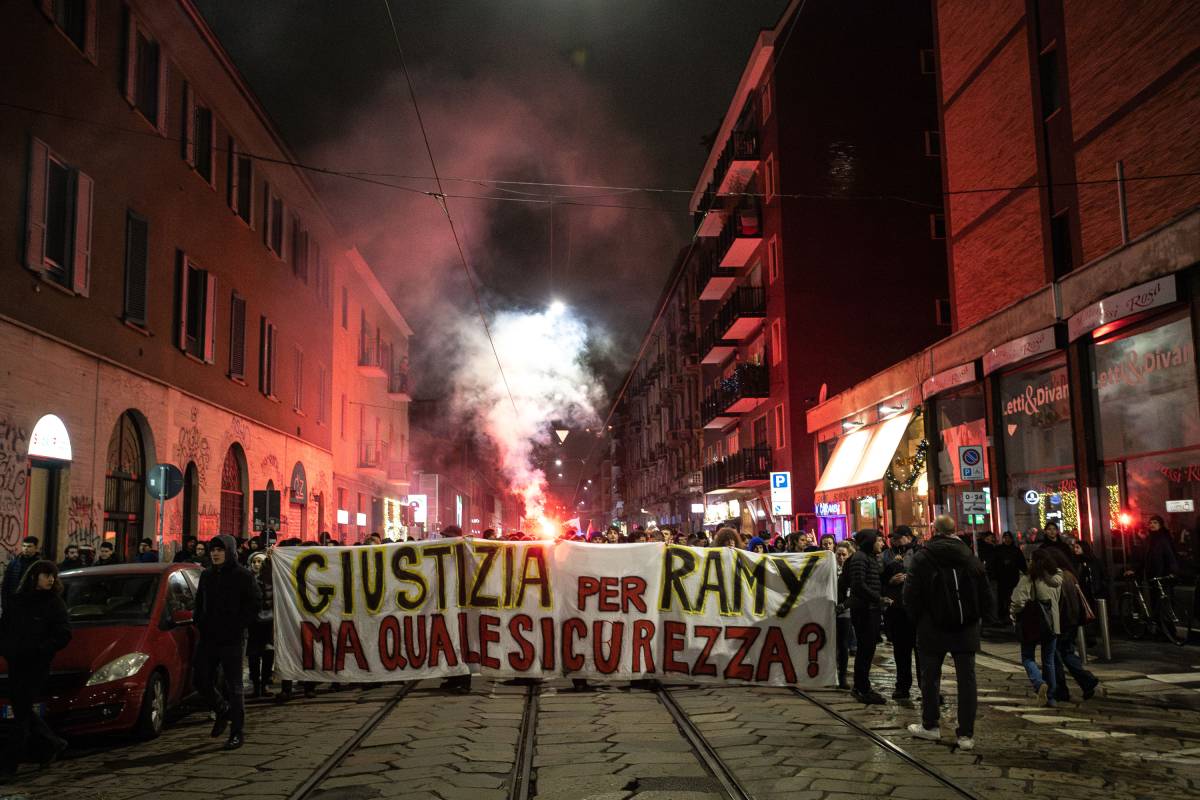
[
  {"x1": 1020, "y1": 634, "x2": 1057, "y2": 700},
  {"x1": 193, "y1": 641, "x2": 246, "y2": 735},
  {"x1": 835, "y1": 616, "x2": 851, "y2": 684},
  {"x1": 918, "y1": 649, "x2": 977, "y2": 737},
  {"x1": 1054, "y1": 625, "x2": 1097, "y2": 697},
  {"x1": 850, "y1": 607, "x2": 880, "y2": 694}
]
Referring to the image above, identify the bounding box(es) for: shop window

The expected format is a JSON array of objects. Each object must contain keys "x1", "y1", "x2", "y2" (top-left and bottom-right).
[
  {"x1": 25, "y1": 138, "x2": 93, "y2": 294},
  {"x1": 935, "y1": 382, "x2": 988, "y2": 531},
  {"x1": 887, "y1": 413, "x2": 929, "y2": 529}
]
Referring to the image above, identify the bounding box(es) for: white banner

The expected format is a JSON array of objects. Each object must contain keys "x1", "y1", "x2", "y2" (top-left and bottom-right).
[{"x1": 272, "y1": 539, "x2": 836, "y2": 686}]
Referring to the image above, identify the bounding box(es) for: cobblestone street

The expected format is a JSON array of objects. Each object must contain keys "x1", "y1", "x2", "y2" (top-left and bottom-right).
[{"x1": 2, "y1": 640, "x2": 1198, "y2": 800}]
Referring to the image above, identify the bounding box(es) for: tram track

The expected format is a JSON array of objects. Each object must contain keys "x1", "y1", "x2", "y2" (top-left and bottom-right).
[
  {"x1": 508, "y1": 682, "x2": 540, "y2": 800},
  {"x1": 653, "y1": 683, "x2": 754, "y2": 800}
]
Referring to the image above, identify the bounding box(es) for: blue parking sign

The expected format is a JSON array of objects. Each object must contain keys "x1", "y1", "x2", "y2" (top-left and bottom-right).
[{"x1": 771, "y1": 472, "x2": 789, "y2": 489}]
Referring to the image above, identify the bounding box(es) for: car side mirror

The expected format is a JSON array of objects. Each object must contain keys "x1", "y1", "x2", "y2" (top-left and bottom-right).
[{"x1": 170, "y1": 609, "x2": 194, "y2": 626}]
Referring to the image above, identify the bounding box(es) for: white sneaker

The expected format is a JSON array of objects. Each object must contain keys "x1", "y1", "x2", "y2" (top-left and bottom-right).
[
  {"x1": 957, "y1": 736, "x2": 975, "y2": 751},
  {"x1": 907, "y1": 723, "x2": 940, "y2": 741}
]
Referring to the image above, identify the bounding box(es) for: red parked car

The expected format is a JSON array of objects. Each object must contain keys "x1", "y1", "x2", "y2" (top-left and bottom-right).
[{"x1": 0, "y1": 561, "x2": 201, "y2": 739}]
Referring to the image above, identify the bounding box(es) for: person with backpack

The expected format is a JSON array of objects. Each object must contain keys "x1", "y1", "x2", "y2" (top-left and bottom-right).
[
  {"x1": 844, "y1": 529, "x2": 887, "y2": 705},
  {"x1": 903, "y1": 515, "x2": 988, "y2": 751},
  {"x1": 1009, "y1": 548, "x2": 1063, "y2": 707}
]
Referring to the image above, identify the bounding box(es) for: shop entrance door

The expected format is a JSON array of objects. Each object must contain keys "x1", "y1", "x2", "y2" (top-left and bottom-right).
[{"x1": 26, "y1": 460, "x2": 64, "y2": 558}]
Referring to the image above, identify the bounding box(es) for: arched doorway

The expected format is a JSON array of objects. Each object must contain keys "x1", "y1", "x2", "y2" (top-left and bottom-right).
[
  {"x1": 27, "y1": 414, "x2": 73, "y2": 559},
  {"x1": 105, "y1": 412, "x2": 145, "y2": 562},
  {"x1": 219, "y1": 445, "x2": 247, "y2": 538},
  {"x1": 182, "y1": 462, "x2": 199, "y2": 541}
]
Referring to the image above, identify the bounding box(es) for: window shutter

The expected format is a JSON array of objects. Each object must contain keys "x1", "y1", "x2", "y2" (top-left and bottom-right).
[
  {"x1": 203, "y1": 273, "x2": 217, "y2": 363},
  {"x1": 227, "y1": 137, "x2": 238, "y2": 212},
  {"x1": 72, "y1": 171, "x2": 94, "y2": 296},
  {"x1": 182, "y1": 82, "x2": 195, "y2": 164},
  {"x1": 229, "y1": 294, "x2": 245, "y2": 378},
  {"x1": 269, "y1": 324, "x2": 277, "y2": 396},
  {"x1": 262, "y1": 182, "x2": 271, "y2": 246},
  {"x1": 258, "y1": 315, "x2": 267, "y2": 393},
  {"x1": 84, "y1": 0, "x2": 98, "y2": 63},
  {"x1": 156, "y1": 58, "x2": 169, "y2": 133},
  {"x1": 123, "y1": 212, "x2": 149, "y2": 324},
  {"x1": 279, "y1": 203, "x2": 288, "y2": 261},
  {"x1": 123, "y1": 11, "x2": 137, "y2": 105},
  {"x1": 25, "y1": 137, "x2": 49, "y2": 273},
  {"x1": 176, "y1": 251, "x2": 189, "y2": 350}
]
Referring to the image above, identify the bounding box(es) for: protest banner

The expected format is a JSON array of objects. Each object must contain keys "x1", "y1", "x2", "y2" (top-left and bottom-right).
[{"x1": 272, "y1": 539, "x2": 836, "y2": 686}]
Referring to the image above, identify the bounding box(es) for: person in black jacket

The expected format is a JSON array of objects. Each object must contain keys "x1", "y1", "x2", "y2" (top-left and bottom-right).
[
  {"x1": 844, "y1": 529, "x2": 886, "y2": 705},
  {"x1": 904, "y1": 516, "x2": 989, "y2": 752},
  {"x1": 193, "y1": 534, "x2": 260, "y2": 750},
  {"x1": 2, "y1": 537, "x2": 41, "y2": 609},
  {"x1": 57, "y1": 545, "x2": 85, "y2": 572},
  {"x1": 0, "y1": 560, "x2": 71, "y2": 774},
  {"x1": 173, "y1": 537, "x2": 199, "y2": 563},
  {"x1": 882, "y1": 527, "x2": 919, "y2": 700},
  {"x1": 990, "y1": 532, "x2": 1026, "y2": 627}
]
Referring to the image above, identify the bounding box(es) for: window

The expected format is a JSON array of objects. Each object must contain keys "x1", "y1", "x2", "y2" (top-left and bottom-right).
[
  {"x1": 760, "y1": 80, "x2": 773, "y2": 123},
  {"x1": 764, "y1": 153, "x2": 778, "y2": 203},
  {"x1": 935, "y1": 298, "x2": 952, "y2": 327},
  {"x1": 773, "y1": 405, "x2": 786, "y2": 450},
  {"x1": 123, "y1": 211, "x2": 148, "y2": 326},
  {"x1": 340, "y1": 393, "x2": 347, "y2": 438},
  {"x1": 263, "y1": 182, "x2": 284, "y2": 257},
  {"x1": 41, "y1": 0, "x2": 97, "y2": 61},
  {"x1": 227, "y1": 138, "x2": 253, "y2": 224},
  {"x1": 317, "y1": 365, "x2": 327, "y2": 425},
  {"x1": 258, "y1": 316, "x2": 277, "y2": 397},
  {"x1": 175, "y1": 253, "x2": 216, "y2": 362},
  {"x1": 341, "y1": 286, "x2": 348, "y2": 329},
  {"x1": 229, "y1": 293, "x2": 246, "y2": 379},
  {"x1": 123, "y1": 10, "x2": 167, "y2": 131},
  {"x1": 930, "y1": 213, "x2": 946, "y2": 240},
  {"x1": 767, "y1": 236, "x2": 779, "y2": 284},
  {"x1": 181, "y1": 83, "x2": 215, "y2": 185},
  {"x1": 293, "y1": 346, "x2": 304, "y2": 412},
  {"x1": 919, "y1": 48, "x2": 936, "y2": 75},
  {"x1": 770, "y1": 319, "x2": 783, "y2": 366},
  {"x1": 924, "y1": 130, "x2": 941, "y2": 157},
  {"x1": 25, "y1": 138, "x2": 92, "y2": 295},
  {"x1": 290, "y1": 214, "x2": 308, "y2": 282}
]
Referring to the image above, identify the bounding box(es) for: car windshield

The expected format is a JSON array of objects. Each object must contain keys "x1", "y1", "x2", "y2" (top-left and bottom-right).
[{"x1": 61, "y1": 574, "x2": 160, "y2": 623}]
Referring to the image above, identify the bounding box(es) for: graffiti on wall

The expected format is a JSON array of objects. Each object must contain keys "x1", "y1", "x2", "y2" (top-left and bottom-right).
[
  {"x1": 198, "y1": 503, "x2": 220, "y2": 538},
  {"x1": 261, "y1": 453, "x2": 281, "y2": 488},
  {"x1": 66, "y1": 495, "x2": 101, "y2": 549},
  {"x1": 0, "y1": 417, "x2": 29, "y2": 558},
  {"x1": 174, "y1": 407, "x2": 211, "y2": 488}
]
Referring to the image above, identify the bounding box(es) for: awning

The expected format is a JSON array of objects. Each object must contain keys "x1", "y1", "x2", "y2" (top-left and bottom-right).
[{"x1": 814, "y1": 412, "x2": 914, "y2": 504}]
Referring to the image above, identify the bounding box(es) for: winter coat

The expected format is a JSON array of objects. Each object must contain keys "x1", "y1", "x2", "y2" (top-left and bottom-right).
[
  {"x1": 58, "y1": 556, "x2": 85, "y2": 572},
  {"x1": 137, "y1": 550, "x2": 159, "y2": 563},
  {"x1": 1009, "y1": 570, "x2": 1064, "y2": 636},
  {"x1": 1037, "y1": 537, "x2": 1073, "y2": 560},
  {"x1": 834, "y1": 565, "x2": 851, "y2": 619},
  {"x1": 844, "y1": 548, "x2": 882, "y2": 610},
  {"x1": 1074, "y1": 553, "x2": 1105, "y2": 604},
  {"x1": 0, "y1": 587, "x2": 71, "y2": 665},
  {"x1": 1143, "y1": 530, "x2": 1180, "y2": 579},
  {"x1": 903, "y1": 534, "x2": 988, "y2": 653},
  {"x1": 194, "y1": 534, "x2": 260, "y2": 647},
  {"x1": 988, "y1": 543, "x2": 1026, "y2": 587},
  {"x1": 2, "y1": 554, "x2": 39, "y2": 602},
  {"x1": 1057, "y1": 570, "x2": 1085, "y2": 630}
]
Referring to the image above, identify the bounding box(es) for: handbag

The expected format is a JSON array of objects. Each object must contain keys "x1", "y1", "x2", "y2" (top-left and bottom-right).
[
  {"x1": 1076, "y1": 584, "x2": 1096, "y2": 624},
  {"x1": 1017, "y1": 580, "x2": 1055, "y2": 644}
]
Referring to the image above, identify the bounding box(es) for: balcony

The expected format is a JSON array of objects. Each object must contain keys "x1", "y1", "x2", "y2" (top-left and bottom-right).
[
  {"x1": 694, "y1": 189, "x2": 725, "y2": 237},
  {"x1": 698, "y1": 323, "x2": 735, "y2": 366},
  {"x1": 388, "y1": 372, "x2": 411, "y2": 401},
  {"x1": 714, "y1": 130, "x2": 761, "y2": 196},
  {"x1": 701, "y1": 362, "x2": 769, "y2": 429},
  {"x1": 387, "y1": 460, "x2": 410, "y2": 486},
  {"x1": 696, "y1": 250, "x2": 737, "y2": 302},
  {"x1": 357, "y1": 440, "x2": 388, "y2": 477},
  {"x1": 702, "y1": 446, "x2": 772, "y2": 493},
  {"x1": 357, "y1": 341, "x2": 387, "y2": 378},
  {"x1": 713, "y1": 285, "x2": 766, "y2": 342},
  {"x1": 718, "y1": 202, "x2": 762, "y2": 267}
]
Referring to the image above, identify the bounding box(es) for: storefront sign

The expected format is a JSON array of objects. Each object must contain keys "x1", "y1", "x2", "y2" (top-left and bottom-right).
[
  {"x1": 273, "y1": 540, "x2": 837, "y2": 685},
  {"x1": 962, "y1": 491, "x2": 988, "y2": 514},
  {"x1": 815, "y1": 501, "x2": 845, "y2": 517},
  {"x1": 405, "y1": 494, "x2": 428, "y2": 524},
  {"x1": 1023, "y1": 489, "x2": 1041, "y2": 505},
  {"x1": 1068, "y1": 276, "x2": 1178, "y2": 341},
  {"x1": 289, "y1": 462, "x2": 308, "y2": 506},
  {"x1": 1002, "y1": 375, "x2": 1070, "y2": 417},
  {"x1": 958, "y1": 445, "x2": 985, "y2": 481},
  {"x1": 921, "y1": 362, "x2": 977, "y2": 400},
  {"x1": 1166, "y1": 499, "x2": 1195, "y2": 513},
  {"x1": 983, "y1": 327, "x2": 1057, "y2": 375},
  {"x1": 28, "y1": 414, "x2": 72, "y2": 461},
  {"x1": 690, "y1": 503, "x2": 705, "y2": 514},
  {"x1": 770, "y1": 472, "x2": 792, "y2": 516}
]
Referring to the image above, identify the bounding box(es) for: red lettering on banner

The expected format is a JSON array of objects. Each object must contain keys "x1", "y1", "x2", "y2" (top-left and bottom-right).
[
  {"x1": 663, "y1": 621, "x2": 689, "y2": 675},
  {"x1": 479, "y1": 614, "x2": 501, "y2": 669},
  {"x1": 457, "y1": 612, "x2": 480, "y2": 664},
  {"x1": 507, "y1": 614, "x2": 535, "y2": 671},
  {"x1": 632, "y1": 619, "x2": 655, "y2": 673},
  {"x1": 403, "y1": 615, "x2": 427, "y2": 668},
  {"x1": 592, "y1": 620, "x2": 624, "y2": 674},
  {"x1": 756, "y1": 626, "x2": 796, "y2": 683},
  {"x1": 723, "y1": 626, "x2": 759, "y2": 681},
  {"x1": 691, "y1": 625, "x2": 721, "y2": 677},
  {"x1": 540, "y1": 617, "x2": 556, "y2": 670},
  {"x1": 577, "y1": 576, "x2": 600, "y2": 609},
  {"x1": 301, "y1": 620, "x2": 334, "y2": 670},
  {"x1": 622, "y1": 577, "x2": 648, "y2": 613},
  {"x1": 428, "y1": 614, "x2": 458, "y2": 668},
  {"x1": 562, "y1": 617, "x2": 586, "y2": 671},
  {"x1": 598, "y1": 577, "x2": 620, "y2": 611},
  {"x1": 334, "y1": 621, "x2": 369, "y2": 672},
  {"x1": 378, "y1": 616, "x2": 407, "y2": 670}
]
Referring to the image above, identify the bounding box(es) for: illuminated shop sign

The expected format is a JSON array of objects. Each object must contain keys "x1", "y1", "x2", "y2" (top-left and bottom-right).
[{"x1": 816, "y1": 501, "x2": 846, "y2": 516}]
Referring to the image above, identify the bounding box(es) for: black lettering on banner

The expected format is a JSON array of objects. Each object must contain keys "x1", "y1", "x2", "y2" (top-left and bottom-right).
[
  {"x1": 774, "y1": 554, "x2": 820, "y2": 617},
  {"x1": 540, "y1": 616, "x2": 557, "y2": 670},
  {"x1": 457, "y1": 611, "x2": 480, "y2": 664},
  {"x1": 424, "y1": 544, "x2": 453, "y2": 611},
  {"x1": 502, "y1": 546, "x2": 516, "y2": 607},
  {"x1": 454, "y1": 542, "x2": 470, "y2": 608},
  {"x1": 632, "y1": 619, "x2": 656, "y2": 673},
  {"x1": 379, "y1": 615, "x2": 407, "y2": 670},
  {"x1": 335, "y1": 620, "x2": 369, "y2": 671},
  {"x1": 360, "y1": 547, "x2": 385, "y2": 614},
  {"x1": 301, "y1": 620, "x2": 334, "y2": 670},
  {"x1": 469, "y1": 542, "x2": 500, "y2": 608},
  {"x1": 663, "y1": 620, "x2": 689, "y2": 674},
  {"x1": 659, "y1": 547, "x2": 697, "y2": 612},
  {"x1": 723, "y1": 626, "x2": 759, "y2": 680},
  {"x1": 562, "y1": 617, "x2": 586, "y2": 671},
  {"x1": 697, "y1": 550, "x2": 731, "y2": 614},
  {"x1": 756, "y1": 625, "x2": 797, "y2": 683},
  {"x1": 691, "y1": 625, "x2": 721, "y2": 677},
  {"x1": 479, "y1": 614, "x2": 501, "y2": 669},
  {"x1": 428, "y1": 614, "x2": 458, "y2": 668},
  {"x1": 391, "y1": 546, "x2": 428, "y2": 610},
  {"x1": 340, "y1": 550, "x2": 355, "y2": 615},
  {"x1": 517, "y1": 546, "x2": 552, "y2": 608},
  {"x1": 403, "y1": 614, "x2": 428, "y2": 668},
  {"x1": 592, "y1": 620, "x2": 624, "y2": 674},
  {"x1": 296, "y1": 552, "x2": 334, "y2": 615},
  {"x1": 732, "y1": 552, "x2": 767, "y2": 616},
  {"x1": 508, "y1": 614, "x2": 535, "y2": 671}
]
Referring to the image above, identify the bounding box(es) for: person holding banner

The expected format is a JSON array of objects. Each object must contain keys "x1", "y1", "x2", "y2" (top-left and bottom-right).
[{"x1": 845, "y1": 529, "x2": 887, "y2": 705}]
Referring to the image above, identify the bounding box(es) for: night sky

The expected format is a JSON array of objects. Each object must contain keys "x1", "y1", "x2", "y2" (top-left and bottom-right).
[{"x1": 194, "y1": 0, "x2": 790, "y2": 390}]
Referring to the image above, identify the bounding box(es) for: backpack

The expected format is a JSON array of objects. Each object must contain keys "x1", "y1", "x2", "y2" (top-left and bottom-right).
[{"x1": 924, "y1": 550, "x2": 982, "y2": 630}]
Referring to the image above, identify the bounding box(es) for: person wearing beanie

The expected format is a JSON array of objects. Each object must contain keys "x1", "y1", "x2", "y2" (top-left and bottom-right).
[
  {"x1": 844, "y1": 528, "x2": 887, "y2": 704},
  {"x1": 746, "y1": 536, "x2": 767, "y2": 554}
]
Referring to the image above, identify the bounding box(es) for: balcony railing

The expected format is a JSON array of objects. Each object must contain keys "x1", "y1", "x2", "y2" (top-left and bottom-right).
[
  {"x1": 701, "y1": 446, "x2": 772, "y2": 493},
  {"x1": 357, "y1": 440, "x2": 388, "y2": 472},
  {"x1": 711, "y1": 285, "x2": 766, "y2": 342},
  {"x1": 701, "y1": 362, "x2": 769, "y2": 427},
  {"x1": 387, "y1": 460, "x2": 410, "y2": 483},
  {"x1": 357, "y1": 341, "x2": 387, "y2": 378},
  {"x1": 698, "y1": 322, "x2": 735, "y2": 366},
  {"x1": 714, "y1": 130, "x2": 761, "y2": 196},
  {"x1": 696, "y1": 250, "x2": 737, "y2": 302},
  {"x1": 388, "y1": 372, "x2": 411, "y2": 398},
  {"x1": 717, "y1": 201, "x2": 763, "y2": 267}
]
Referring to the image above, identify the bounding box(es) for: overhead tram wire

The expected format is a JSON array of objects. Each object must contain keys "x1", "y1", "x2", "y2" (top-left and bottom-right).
[{"x1": 378, "y1": 0, "x2": 519, "y2": 420}]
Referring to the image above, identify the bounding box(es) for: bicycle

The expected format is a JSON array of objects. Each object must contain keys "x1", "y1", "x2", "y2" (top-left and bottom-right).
[{"x1": 1117, "y1": 576, "x2": 1192, "y2": 646}]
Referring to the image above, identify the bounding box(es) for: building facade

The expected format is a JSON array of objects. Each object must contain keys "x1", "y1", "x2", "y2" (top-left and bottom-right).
[
  {"x1": 0, "y1": 0, "x2": 410, "y2": 562},
  {"x1": 807, "y1": 0, "x2": 1199, "y2": 573}
]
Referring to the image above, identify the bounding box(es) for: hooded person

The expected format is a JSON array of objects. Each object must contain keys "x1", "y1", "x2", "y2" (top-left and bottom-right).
[
  {"x1": 192, "y1": 534, "x2": 260, "y2": 750},
  {"x1": 844, "y1": 529, "x2": 886, "y2": 704},
  {"x1": 746, "y1": 536, "x2": 767, "y2": 554}
]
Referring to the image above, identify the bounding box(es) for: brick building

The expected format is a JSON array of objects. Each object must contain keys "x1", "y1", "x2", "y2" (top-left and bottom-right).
[
  {"x1": 0, "y1": 0, "x2": 411, "y2": 562},
  {"x1": 807, "y1": 0, "x2": 1199, "y2": 572},
  {"x1": 616, "y1": 0, "x2": 948, "y2": 534}
]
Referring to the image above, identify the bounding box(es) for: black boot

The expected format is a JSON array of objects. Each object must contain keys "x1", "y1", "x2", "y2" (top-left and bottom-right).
[
  {"x1": 210, "y1": 702, "x2": 230, "y2": 738},
  {"x1": 224, "y1": 731, "x2": 244, "y2": 750}
]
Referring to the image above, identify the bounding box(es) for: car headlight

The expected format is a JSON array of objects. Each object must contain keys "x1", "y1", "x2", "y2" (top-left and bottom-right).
[{"x1": 86, "y1": 653, "x2": 150, "y2": 686}]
